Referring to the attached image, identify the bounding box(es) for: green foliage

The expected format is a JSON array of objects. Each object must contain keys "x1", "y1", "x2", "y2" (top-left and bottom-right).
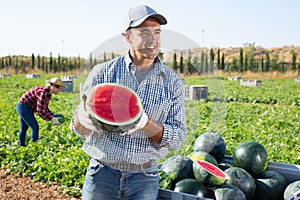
[{"x1": 1, "y1": 74, "x2": 300, "y2": 197}]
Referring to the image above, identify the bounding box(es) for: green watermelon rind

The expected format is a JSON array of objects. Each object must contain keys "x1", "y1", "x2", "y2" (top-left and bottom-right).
[
  {"x1": 86, "y1": 83, "x2": 144, "y2": 126},
  {"x1": 193, "y1": 132, "x2": 226, "y2": 162},
  {"x1": 214, "y1": 183, "x2": 247, "y2": 200},
  {"x1": 224, "y1": 166, "x2": 256, "y2": 200},
  {"x1": 253, "y1": 170, "x2": 287, "y2": 200},
  {"x1": 233, "y1": 141, "x2": 268, "y2": 177},
  {"x1": 160, "y1": 155, "x2": 194, "y2": 182},
  {"x1": 53, "y1": 113, "x2": 65, "y2": 123},
  {"x1": 174, "y1": 178, "x2": 207, "y2": 197},
  {"x1": 193, "y1": 160, "x2": 228, "y2": 187}
]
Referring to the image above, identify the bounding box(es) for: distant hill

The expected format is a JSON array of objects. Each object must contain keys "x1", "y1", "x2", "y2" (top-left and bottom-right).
[{"x1": 162, "y1": 45, "x2": 300, "y2": 63}]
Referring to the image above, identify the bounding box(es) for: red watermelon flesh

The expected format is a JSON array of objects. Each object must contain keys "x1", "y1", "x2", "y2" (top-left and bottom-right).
[
  {"x1": 197, "y1": 160, "x2": 227, "y2": 179},
  {"x1": 193, "y1": 160, "x2": 228, "y2": 186},
  {"x1": 87, "y1": 83, "x2": 143, "y2": 126}
]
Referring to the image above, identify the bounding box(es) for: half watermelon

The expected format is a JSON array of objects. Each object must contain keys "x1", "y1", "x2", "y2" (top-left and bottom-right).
[
  {"x1": 85, "y1": 83, "x2": 144, "y2": 132},
  {"x1": 193, "y1": 160, "x2": 228, "y2": 187}
]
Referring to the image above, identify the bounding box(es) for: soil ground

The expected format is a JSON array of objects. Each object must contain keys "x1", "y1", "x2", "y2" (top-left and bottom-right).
[{"x1": 0, "y1": 168, "x2": 80, "y2": 200}]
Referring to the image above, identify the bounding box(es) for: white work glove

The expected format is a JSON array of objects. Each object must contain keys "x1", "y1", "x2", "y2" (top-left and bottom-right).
[
  {"x1": 121, "y1": 111, "x2": 148, "y2": 135},
  {"x1": 77, "y1": 99, "x2": 100, "y2": 132},
  {"x1": 51, "y1": 117, "x2": 61, "y2": 125},
  {"x1": 51, "y1": 113, "x2": 65, "y2": 125}
]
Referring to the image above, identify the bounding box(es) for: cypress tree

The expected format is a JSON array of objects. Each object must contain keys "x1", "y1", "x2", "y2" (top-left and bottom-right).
[
  {"x1": 187, "y1": 49, "x2": 193, "y2": 75},
  {"x1": 31, "y1": 53, "x2": 35, "y2": 70},
  {"x1": 217, "y1": 48, "x2": 220, "y2": 70},
  {"x1": 265, "y1": 51, "x2": 270, "y2": 72},
  {"x1": 14, "y1": 56, "x2": 19, "y2": 74},
  {"x1": 37, "y1": 54, "x2": 41, "y2": 69},
  {"x1": 209, "y1": 48, "x2": 214, "y2": 72},
  {"x1": 221, "y1": 52, "x2": 225, "y2": 70},
  {"x1": 49, "y1": 52, "x2": 53, "y2": 72},
  {"x1": 261, "y1": 57, "x2": 264, "y2": 72},
  {"x1": 179, "y1": 52, "x2": 184, "y2": 74},
  {"x1": 172, "y1": 51, "x2": 178, "y2": 71},
  {"x1": 103, "y1": 52, "x2": 107, "y2": 62},
  {"x1": 239, "y1": 48, "x2": 244, "y2": 72},
  {"x1": 244, "y1": 54, "x2": 248, "y2": 72},
  {"x1": 291, "y1": 50, "x2": 296, "y2": 70}
]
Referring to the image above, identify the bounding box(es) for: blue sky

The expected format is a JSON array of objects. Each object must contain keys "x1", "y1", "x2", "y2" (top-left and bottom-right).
[{"x1": 1, "y1": 0, "x2": 299, "y2": 58}]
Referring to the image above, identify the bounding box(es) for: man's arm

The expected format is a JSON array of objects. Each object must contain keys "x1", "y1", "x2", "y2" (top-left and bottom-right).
[{"x1": 141, "y1": 118, "x2": 164, "y2": 143}]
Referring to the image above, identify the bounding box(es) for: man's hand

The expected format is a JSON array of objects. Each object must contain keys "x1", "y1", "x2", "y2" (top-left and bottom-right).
[
  {"x1": 77, "y1": 100, "x2": 100, "y2": 132},
  {"x1": 51, "y1": 116, "x2": 61, "y2": 125},
  {"x1": 121, "y1": 111, "x2": 148, "y2": 135}
]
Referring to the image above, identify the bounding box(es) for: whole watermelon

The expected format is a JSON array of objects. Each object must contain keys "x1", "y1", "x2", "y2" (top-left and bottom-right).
[
  {"x1": 214, "y1": 183, "x2": 247, "y2": 200},
  {"x1": 174, "y1": 178, "x2": 207, "y2": 197},
  {"x1": 233, "y1": 141, "x2": 268, "y2": 178},
  {"x1": 284, "y1": 180, "x2": 300, "y2": 199},
  {"x1": 193, "y1": 132, "x2": 226, "y2": 162},
  {"x1": 160, "y1": 155, "x2": 194, "y2": 182},
  {"x1": 225, "y1": 167, "x2": 256, "y2": 200},
  {"x1": 253, "y1": 170, "x2": 287, "y2": 200}
]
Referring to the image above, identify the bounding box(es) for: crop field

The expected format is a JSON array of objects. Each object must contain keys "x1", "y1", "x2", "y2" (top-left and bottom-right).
[{"x1": 0, "y1": 74, "x2": 299, "y2": 195}]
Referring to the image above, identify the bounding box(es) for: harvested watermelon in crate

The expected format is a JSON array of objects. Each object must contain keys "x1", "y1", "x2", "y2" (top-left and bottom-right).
[
  {"x1": 158, "y1": 158, "x2": 300, "y2": 200},
  {"x1": 158, "y1": 133, "x2": 300, "y2": 200}
]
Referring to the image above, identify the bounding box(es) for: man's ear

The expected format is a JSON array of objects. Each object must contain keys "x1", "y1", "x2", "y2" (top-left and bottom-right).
[{"x1": 124, "y1": 32, "x2": 132, "y2": 44}]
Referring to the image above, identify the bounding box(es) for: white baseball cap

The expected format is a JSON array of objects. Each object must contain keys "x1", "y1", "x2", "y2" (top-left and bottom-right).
[{"x1": 126, "y1": 5, "x2": 167, "y2": 31}]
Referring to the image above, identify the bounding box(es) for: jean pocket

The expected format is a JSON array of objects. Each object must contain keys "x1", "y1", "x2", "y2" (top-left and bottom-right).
[
  {"x1": 86, "y1": 158, "x2": 104, "y2": 176},
  {"x1": 143, "y1": 166, "x2": 158, "y2": 177}
]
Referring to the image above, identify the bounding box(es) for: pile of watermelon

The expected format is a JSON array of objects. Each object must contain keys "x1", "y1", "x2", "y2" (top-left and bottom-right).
[{"x1": 159, "y1": 132, "x2": 300, "y2": 200}]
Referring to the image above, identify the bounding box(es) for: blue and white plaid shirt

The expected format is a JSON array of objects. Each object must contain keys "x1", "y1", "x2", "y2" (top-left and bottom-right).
[{"x1": 70, "y1": 53, "x2": 187, "y2": 165}]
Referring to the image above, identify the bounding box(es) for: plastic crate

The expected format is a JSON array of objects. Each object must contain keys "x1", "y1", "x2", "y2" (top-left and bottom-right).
[
  {"x1": 158, "y1": 156, "x2": 300, "y2": 200},
  {"x1": 158, "y1": 188, "x2": 213, "y2": 200},
  {"x1": 286, "y1": 190, "x2": 300, "y2": 200},
  {"x1": 240, "y1": 79, "x2": 262, "y2": 87},
  {"x1": 61, "y1": 80, "x2": 74, "y2": 92},
  {"x1": 186, "y1": 85, "x2": 208, "y2": 101}
]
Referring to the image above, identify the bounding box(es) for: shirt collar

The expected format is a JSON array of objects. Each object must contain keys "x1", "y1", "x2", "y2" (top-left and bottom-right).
[{"x1": 124, "y1": 53, "x2": 166, "y2": 76}]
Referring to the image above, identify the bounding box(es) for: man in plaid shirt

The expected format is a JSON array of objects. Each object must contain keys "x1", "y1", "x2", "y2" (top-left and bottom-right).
[
  {"x1": 70, "y1": 5, "x2": 187, "y2": 200},
  {"x1": 16, "y1": 78, "x2": 65, "y2": 146}
]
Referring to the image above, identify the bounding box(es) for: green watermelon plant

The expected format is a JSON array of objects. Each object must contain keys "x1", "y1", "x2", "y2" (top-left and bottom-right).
[{"x1": 0, "y1": 74, "x2": 300, "y2": 197}]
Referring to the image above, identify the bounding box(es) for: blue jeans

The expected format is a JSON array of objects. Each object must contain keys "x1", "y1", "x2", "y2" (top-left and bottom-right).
[
  {"x1": 16, "y1": 102, "x2": 39, "y2": 146},
  {"x1": 82, "y1": 158, "x2": 159, "y2": 200}
]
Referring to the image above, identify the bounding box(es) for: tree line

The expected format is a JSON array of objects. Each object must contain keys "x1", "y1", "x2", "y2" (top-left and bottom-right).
[
  {"x1": 1, "y1": 45, "x2": 299, "y2": 75},
  {"x1": 169, "y1": 44, "x2": 300, "y2": 75},
  {"x1": 0, "y1": 53, "x2": 83, "y2": 74}
]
